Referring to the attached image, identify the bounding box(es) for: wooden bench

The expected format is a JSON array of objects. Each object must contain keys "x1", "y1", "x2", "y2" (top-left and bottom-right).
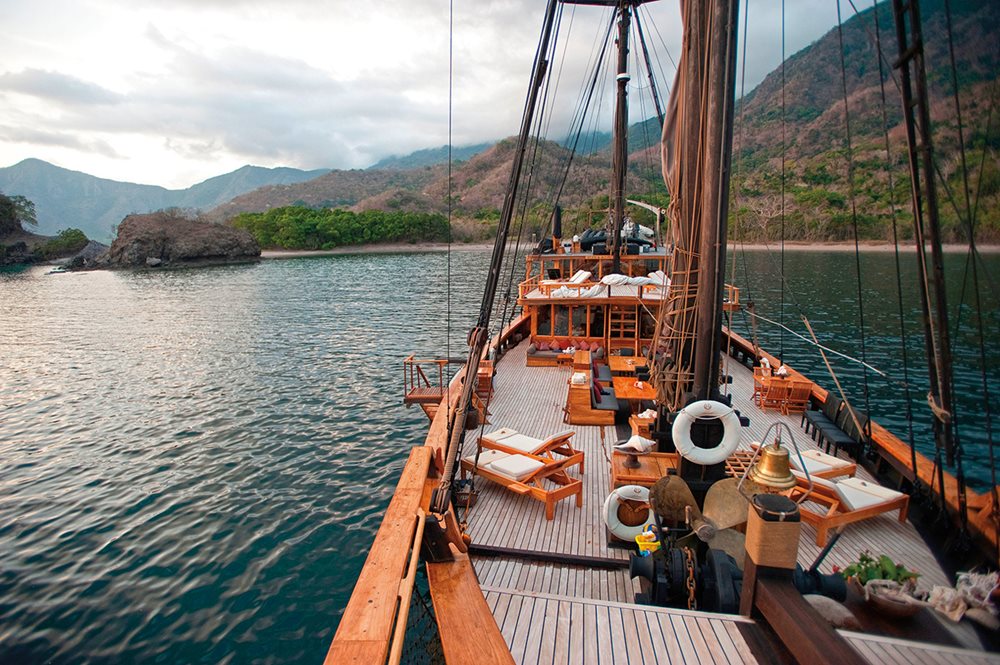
[
  {"x1": 526, "y1": 351, "x2": 571, "y2": 367},
  {"x1": 564, "y1": 370, "x2": 618, "y2": 426}
]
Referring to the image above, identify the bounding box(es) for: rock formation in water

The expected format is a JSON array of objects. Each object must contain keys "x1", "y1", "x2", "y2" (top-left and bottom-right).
[{"x1": 101, "y1": 211, "x2": 260, "y2": 268}]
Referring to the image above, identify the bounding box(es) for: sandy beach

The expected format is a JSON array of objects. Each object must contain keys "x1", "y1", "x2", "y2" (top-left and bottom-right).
[{"x1": 261, "y1": 240, "x2": 997, "y2": 259}]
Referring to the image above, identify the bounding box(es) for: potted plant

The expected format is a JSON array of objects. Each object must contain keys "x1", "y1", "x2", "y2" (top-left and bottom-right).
[{"x1": 841, "y1": 552, "x2": 924, "y2": 617}]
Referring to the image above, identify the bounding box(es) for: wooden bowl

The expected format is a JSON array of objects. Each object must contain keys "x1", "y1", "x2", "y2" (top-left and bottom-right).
[{"x1": 848, "y1": 577, "x2": 923, "y2": 618}]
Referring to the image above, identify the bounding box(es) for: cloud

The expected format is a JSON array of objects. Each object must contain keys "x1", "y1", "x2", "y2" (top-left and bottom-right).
[
  {"x1": 0, "y1": 124, "x2": 120, "y2": 157},
  {"x1": 0, "y1": 69, "x2": 124, "y2": 106},
  {"x1": 0, "y1": 0, "x2": 846, "y2": 187}
]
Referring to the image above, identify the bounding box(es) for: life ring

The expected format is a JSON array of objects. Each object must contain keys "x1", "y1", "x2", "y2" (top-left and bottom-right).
[
  {"x1": 603, "y1": 485, "x2": 652, "y2": 541},
  {"x1": 672, "y1": 399, "x2": 741, "y2": 465}
]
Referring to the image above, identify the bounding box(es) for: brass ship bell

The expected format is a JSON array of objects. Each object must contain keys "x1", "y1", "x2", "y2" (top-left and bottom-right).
[{"x1": 747, "y1": 441, "x2": 797, "y2": 491}]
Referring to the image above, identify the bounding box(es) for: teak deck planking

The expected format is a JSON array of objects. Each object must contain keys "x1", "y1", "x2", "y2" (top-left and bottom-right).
[
  {"x1": 482, "y1": 587, "x2": 759, "y2": 665},
  {"x1": 460, "y1": 339, "x2": 988, "y2": 658}
]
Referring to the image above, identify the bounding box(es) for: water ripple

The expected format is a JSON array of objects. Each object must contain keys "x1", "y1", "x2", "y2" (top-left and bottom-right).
[{"x1": 0, "y1": 254, "x2": 486, "y2": 663}]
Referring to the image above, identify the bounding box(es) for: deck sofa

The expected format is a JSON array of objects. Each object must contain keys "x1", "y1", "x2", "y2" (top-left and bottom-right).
[{"x1": 566, "y1": 366, "x2": 627, "y2": 426}]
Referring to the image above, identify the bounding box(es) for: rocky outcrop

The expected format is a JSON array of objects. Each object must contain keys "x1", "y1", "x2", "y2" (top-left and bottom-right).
[
  {"x1": 102, "y1": 212, "x2": 260, "y2": 268},
  {"x1": 0, "y1": 240, "x2": 32, "y2": 265}
]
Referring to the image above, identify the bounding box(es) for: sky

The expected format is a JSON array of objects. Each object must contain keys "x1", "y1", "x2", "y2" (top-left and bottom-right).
[{"x1": 0, "y1": 0, "x2": 844, "y2": 190}]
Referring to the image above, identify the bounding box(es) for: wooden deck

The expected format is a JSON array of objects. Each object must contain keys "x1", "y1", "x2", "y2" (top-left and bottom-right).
[
  {"x1": 842, "y1": 632, "x2": 1000, "y2": 665},
  {"x1": 483, "y1": 587, "x2": 758, "y2": 665},
  {"x1": 461, "y1": 339, "x2": 992, "y2": 659}
]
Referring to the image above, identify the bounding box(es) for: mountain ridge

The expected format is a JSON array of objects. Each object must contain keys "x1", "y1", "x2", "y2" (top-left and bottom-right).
[
  {"x1": 4, "y1": 0, "x2": 996, "y2": 243},
  {"x1": 0, "y1": 159, "x2": 329, "y2": 241}
]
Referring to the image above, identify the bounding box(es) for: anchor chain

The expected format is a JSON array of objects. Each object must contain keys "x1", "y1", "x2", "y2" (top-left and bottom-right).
[{"x1": 684, "y1": 547, "x2": 697, "y2": 610}]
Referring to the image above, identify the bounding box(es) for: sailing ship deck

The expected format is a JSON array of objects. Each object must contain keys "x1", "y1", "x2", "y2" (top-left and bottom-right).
[{"x1": 461, "y1": 339, "x2": 993, "y2": 663}]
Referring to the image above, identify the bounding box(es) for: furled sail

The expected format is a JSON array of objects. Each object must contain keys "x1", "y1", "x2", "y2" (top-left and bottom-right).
[{"x1": 654, "y1": 0, "x2": 739, "y2": 412}]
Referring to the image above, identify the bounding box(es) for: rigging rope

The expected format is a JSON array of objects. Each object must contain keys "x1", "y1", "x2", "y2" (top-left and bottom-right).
[
  {"x1": 836, "y1": 0, "x2": 874, "y2": 453},
  {"x1": 744, "y1": 309, "x2": 888, "y2": 377},
  {"x1": 733, "y1": 0, "x2": 756, "y2": 355},
  {"x1": 446, "y1": 0, "x2": 453, "y2": 421},
  {"x1": 779, "y1": 0, "x2": 786, "y2": 364},
  {"x1": 940, "y1": 0, "x2": 985, "y2": 534},
  {"x1": 871, "y1": 0, "x2": 919, "y2": 482},
  {"x1": 634, "y1": 10, "x2": 665, "y2": 126}
]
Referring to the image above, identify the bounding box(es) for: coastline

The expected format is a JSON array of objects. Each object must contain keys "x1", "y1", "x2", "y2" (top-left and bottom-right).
[
  {"x1": 260, "y1": 240, "x2": 998, "y2": 259},
  {"x1": 260, "y1": 242, "x2": 492, "y2": 258}
]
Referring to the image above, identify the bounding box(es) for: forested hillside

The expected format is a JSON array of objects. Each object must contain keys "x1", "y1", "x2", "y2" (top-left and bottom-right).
[{"x1": 213, "y1": 0, "x2": 997, "y2": 245}]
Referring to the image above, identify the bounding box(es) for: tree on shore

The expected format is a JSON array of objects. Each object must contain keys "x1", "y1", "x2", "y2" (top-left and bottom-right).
[{"x1": 0, "y1": 191, "x2": 37, "y2": 235}]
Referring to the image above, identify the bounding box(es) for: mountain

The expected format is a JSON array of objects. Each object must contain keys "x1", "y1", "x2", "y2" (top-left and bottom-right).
[
  {"x1": 369, "y1": 143, "x2": 492, "y2": 170},
  {"x1": 729, "y1": 0, "x2": 999, "y2": 241},
  {"x1": 215, "y1": 0, "x2": 997, "y2": 244},
  {"x1": 207, "y1": 166, "x2": 447, "y2": 221},
  {"x1": 6, "y1": 0, "x2": 995, "y2": 246},
  {"x1": 0, "y1": 159, "x2": 328, "y2": 241}
]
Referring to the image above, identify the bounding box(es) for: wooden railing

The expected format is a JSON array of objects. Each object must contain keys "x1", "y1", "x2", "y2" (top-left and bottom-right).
[
  {"x1": 724, "y1": 283, "x2": 740, "y2": 312},
  {"x1": 328, "y1": 315, "x2": 531, "y2": 664},
  {"x1": 403, "y1": 355, "x2": 454, "y2": 395},
  {"x1": 724, "y1": 326, "x2": 1000, "y2": 562}
]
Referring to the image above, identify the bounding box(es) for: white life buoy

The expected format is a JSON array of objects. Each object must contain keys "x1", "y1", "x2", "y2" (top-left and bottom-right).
[
  {"x1": 672, "y1": 399, "x2": 741, "y2": 465},
  {"x1": 603, "y1": 485, "x2": 652, "y2": 541}
]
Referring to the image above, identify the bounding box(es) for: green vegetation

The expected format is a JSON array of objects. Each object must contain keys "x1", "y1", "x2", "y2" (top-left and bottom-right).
[
  {"x1": 842, "y1": 552, "x2": 920, "y2": 585},
  {"x1": 35, "y1": 228, "x2": 88, "y2": 259},
  {"x1": 0, "y1": 191, "x2": 37, "y2": 235},
  {"x1": 230, "y1": 206, "x2": 450, "y2": 249}
]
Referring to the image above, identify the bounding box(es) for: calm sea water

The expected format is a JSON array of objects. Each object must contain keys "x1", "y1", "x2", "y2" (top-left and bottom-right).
[
  {"x1": 727, "y1": 248, "x2": 1000, "y2": 492},
  {"x1": 0, "y1": 247, "x2": 996, "y2": 663}
]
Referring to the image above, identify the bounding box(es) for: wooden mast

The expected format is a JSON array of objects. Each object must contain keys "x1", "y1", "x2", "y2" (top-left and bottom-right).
[
  {"x1": 655, "y1": 0, "x2": 739, "y2": 410},
  {"x1": 609, "y1": 1, "x2": 631, "y2": 274},
  {"x1": 691, "y1": 0, "x2": 739, "y2": 400}
]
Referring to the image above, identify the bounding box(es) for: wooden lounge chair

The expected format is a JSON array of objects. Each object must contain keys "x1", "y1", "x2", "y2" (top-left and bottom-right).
[
  {"x1": 760, "y1": 378, "x2": 790, "y2": 412},
  {"x1": 782, "y1": 379, "x2": 814, "y2": 415},
  {"x1": 480, "y1": 427, "x2": 584, "y2": 473},
  {"x1": 787, "y1": 472, "x2": 910, "y2": 546},
  {"x1": 459, "y1": 448, "x2": 583, "y2": 520},
  {"x1": 749, "y1": 443, "x2": 856, "y2": 480},
  {"x1": 752, "y1": 366, "x2": 771, "y2": 405}
]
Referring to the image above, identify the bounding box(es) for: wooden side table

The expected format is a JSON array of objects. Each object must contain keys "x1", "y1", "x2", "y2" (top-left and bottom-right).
[
  {"x1": 476, "y1": 360, "x2": 494, "y2": 399},
  {"x1": 629, "y1": 414, "x2": 655, "y2": 438},
  {"x1": 611, "y1": 451, "x2": 678, "y2": 488}
]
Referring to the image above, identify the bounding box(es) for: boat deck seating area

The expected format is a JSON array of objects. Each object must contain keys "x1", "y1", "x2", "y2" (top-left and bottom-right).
[
  {"x1": 800, "y1": 393, "x2": 869, "y2": 458},
  {"x1": 564, "y1": 364, "x2": 628, "y2": 427},
  {"x1": 458, "y1": 338, "x2": 985, "y2": 654}
]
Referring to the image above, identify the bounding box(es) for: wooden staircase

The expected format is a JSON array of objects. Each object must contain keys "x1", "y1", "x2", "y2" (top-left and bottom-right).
[{"x1": 608, "y1": 305, "x2": 638, "y2": 353}]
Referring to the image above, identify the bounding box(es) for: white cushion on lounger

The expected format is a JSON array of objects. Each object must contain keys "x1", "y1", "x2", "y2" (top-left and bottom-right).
[
  {"x1": 790, "y1": 455, "x2": 833, "y2": 476},
  {"x1": 495, "y1": 433, "x2": 543, "y2": 453},
  {"x1": 792, "y1": 470, "x2": 838, "y2": 493},
  {"x1": 801, "y1": 449, "x2": 853, "y2": 470},
  {"x1": 485, "y1": 427, "x2": 518, "y2": 442},
  {"x1": 489, "y1": 454, "x2": 545, "y2": 480},
  {"x1": 541, "y1": 429, "x2": 575, "y2": 445},
  {"x1": 583, "y1": 284, "x2": 605, "y2": 297},
  {"x1": 835, "y1": 477, "x2": 903, "y2": 511},
  {"x1": 601, "y1": 273, "x2": 630, "y2": 285},
  {"x1": 626, "y1": 276, "x2": 654, "y2": 286},
  {"x1": 569, "y1": 270, "x2": 592, "y2": 284},
  {"x1": 464, "y1": 449, "x2": 510, "y2": 467}
]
